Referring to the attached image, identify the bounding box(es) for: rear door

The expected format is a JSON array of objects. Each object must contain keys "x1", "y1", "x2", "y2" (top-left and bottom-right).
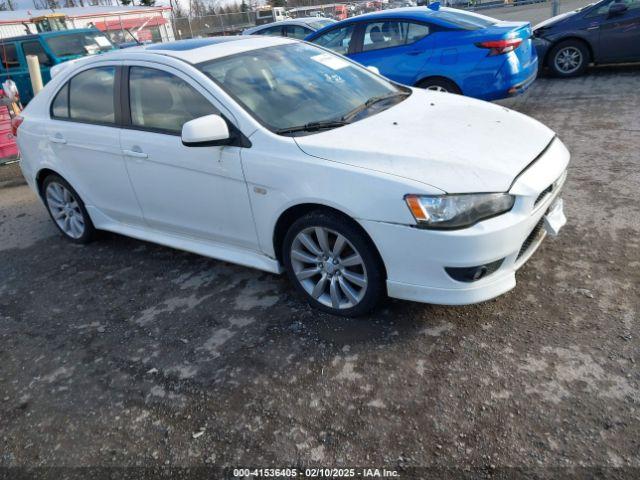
[
  {"x1": 46, "y1": 64, "x2": 143, "y2": 226},
  {"x1": 349, "y1": 20, "x2": 434, "y2": 86},
  {"x1": 588, "y1": 0, "x2": 640, "y2": 61}
]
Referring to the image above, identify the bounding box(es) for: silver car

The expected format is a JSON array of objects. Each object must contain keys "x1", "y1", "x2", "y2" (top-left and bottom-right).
[{"x1": 242, "y1": 17, "x2": 336, "y2": 40}]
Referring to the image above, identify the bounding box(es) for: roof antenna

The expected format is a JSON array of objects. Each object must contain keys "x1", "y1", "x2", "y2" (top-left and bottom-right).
[{"x1": 428, "y1": 1, "x2": 441, "y2": 10}]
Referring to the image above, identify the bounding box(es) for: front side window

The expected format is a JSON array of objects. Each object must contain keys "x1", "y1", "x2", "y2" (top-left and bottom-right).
[
  {"x1": 285, "y1": 25, "x2": 312, "y2": 39},
  {"x1": 590, "y1": 0, "x2": 640, "y2": 15},
  {"x1": 312, "y1": 24, "x2": 355, "y2": 55},
  {"x1": 198, "y1": 42, "x2": 407, "y2": 134},
  {"x1": 69, "y1": 66, "x2": 116, "y2": 124},
  {"x1": 129, "y1": 67, "x2": 218, "y2": 134},
  {"x1": 363, "y1": 21, "x2": 430, "y2": 52},
  {"x1": 45, "y1": 32, "x2": 115, "y2": 58},
  {"x1": 0, "y1": 44, "x2": 20, "y2": 70},
  {"x1": 22, "y1": 41, "x2": 53, "y2": 67}
]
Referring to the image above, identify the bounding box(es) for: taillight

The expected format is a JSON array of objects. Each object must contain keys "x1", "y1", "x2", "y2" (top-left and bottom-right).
[
  {"x1": 476, "y1": 38, "x2": 523, "y2": 56},
  {"x1": 11, "y1": 116, "x2": 23, "y2": 137}
]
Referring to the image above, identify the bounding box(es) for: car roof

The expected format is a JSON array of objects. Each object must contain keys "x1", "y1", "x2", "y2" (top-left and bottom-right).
[{"x1": 112, "y1": 35, "x2": 296, "y2": 64}]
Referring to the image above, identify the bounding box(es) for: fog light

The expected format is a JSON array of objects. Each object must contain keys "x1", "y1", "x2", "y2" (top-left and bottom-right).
[{"x1": 445, "y1": 258, "x2": 504, "y2": 283}]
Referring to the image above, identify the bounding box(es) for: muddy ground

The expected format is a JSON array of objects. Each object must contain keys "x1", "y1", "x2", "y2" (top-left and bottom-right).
[{"x1": 1, "y1": 66, "x2": 639, "y2": 478}]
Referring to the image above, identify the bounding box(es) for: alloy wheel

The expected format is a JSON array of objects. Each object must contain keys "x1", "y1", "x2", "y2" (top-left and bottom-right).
[
  {"x1": 554, "y1": 47, "x2": 583, "y2": 74},
  {"x1": 290, "y1": 226, "x2": 368, "y2": 310},
  {"x1": 45, "y1": 182, "x2": 86, "y2": 239},
  {"x1": 426, "y1": 85, "x2": 448, "y2": 93}
]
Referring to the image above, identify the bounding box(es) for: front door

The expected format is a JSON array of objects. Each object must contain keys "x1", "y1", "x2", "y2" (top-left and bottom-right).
[
  {"x1": 120, "y1": 64, "x2": 258, "y2": 250},
  {"x1": 589, "y1": 0, "x2": 640, "y2": 62}
]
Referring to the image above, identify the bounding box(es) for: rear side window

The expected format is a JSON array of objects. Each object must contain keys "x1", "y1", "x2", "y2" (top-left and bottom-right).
[
  {"x1": 69, "y1": 66, "x2": 116, "y2": 124},
  {"x1": 362, "y1": 21, "x2": 430, "y2": 52},
  {"x1": 0, "y1": 43, "x2": 20, "y2": 70},
  {"x1": 51, "y1": 83, "x2": 69, "y2": 118},
  {"x1": 22, "y1": 41, "x2": 53, "y2": 67},
  {"x1": 128, "y1": 67, "x2": 218, "y2": 134}
]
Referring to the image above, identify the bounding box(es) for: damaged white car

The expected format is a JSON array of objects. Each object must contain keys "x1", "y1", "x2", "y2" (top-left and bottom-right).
[{"x1": 15, "y1": 36, "x2": 569, "y2": 316}]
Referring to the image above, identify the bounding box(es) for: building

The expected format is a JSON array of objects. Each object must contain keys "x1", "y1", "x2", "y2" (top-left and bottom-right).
[{"x1": 0, "y1": 5, "x2": 175, "y2": 43}]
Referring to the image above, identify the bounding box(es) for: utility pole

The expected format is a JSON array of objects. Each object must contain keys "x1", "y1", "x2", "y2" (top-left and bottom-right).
[{"x1": 552, "y1": 0, "x2": 559, "y2": 17}]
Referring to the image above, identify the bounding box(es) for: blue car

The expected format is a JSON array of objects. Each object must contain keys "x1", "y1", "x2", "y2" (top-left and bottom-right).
[{"x1": 305, "y1": 6, "x2": 538, "y2": 101}]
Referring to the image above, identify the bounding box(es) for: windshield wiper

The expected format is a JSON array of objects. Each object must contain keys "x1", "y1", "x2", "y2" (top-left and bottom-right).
[
  {"x1": 275, "y1": 119, "x2": 349, "y2": 135},
  {"x1": 341, "y1": 91, "x2": 409, "y2": 123}
]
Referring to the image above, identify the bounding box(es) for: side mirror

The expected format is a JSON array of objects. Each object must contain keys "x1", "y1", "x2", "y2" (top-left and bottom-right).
[
  {"x1": 366, "y1": 65, "x2": 381, "y2": 75},
  {"x1": 182, "y1": 114, "x2": 230, "y2": 147},
  {"x1": 608, "y1": 2, "x2": 628, "y2": 16}
]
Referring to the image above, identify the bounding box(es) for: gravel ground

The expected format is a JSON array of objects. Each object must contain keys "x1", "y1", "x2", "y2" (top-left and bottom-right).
[{"x1": 0, "y1": 66, "x2": 639, "y2": 479}]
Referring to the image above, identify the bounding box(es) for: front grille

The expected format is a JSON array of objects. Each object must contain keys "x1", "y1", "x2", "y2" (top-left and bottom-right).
[
  {"x1": 534, "y1": 184, "x2": 552, "y2": 206},
  {"x1": 517, "y1": 217, "x2": 545, "y2": 260}
]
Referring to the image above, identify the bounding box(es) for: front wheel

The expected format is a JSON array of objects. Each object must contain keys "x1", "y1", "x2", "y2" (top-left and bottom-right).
[
  {"x1": 548, "y1": 40, "x2": 589, "y2": 77},
  {"x1": 282, "y1": 211, "x2": 385, "y2": 317}
]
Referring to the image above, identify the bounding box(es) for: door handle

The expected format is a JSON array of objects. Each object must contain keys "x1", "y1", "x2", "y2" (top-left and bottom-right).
[
  {"x1": 407, "y1": 50, "x2": 423, "y2": 56},
  {"x1": 48, "y1": 134, "x2": 66, "y2": 144},
  {"x1": 587, "y1": 25, "x2": 600, "y2": 30},
  {"x1": 122, "y1": 149, "x2": 148, "y2": 159}
]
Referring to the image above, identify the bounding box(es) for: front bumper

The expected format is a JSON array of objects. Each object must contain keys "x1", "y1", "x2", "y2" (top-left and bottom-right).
[
  {"x1": 532, "y1": 37, "x2": 552, "y2": 70},
  {"x1": 361, "y1": 137, "x2": 570, "y2": 305}
]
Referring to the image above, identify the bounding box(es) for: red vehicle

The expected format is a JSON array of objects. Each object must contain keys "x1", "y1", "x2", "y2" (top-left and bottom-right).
[{"x1": 334, "y1": 5, "x2": 349, "y2": 20}]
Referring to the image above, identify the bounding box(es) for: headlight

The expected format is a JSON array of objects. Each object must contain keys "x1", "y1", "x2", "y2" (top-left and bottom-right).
[{"x1": 405, "y1": 193, "x2": 515, "y2": 229}]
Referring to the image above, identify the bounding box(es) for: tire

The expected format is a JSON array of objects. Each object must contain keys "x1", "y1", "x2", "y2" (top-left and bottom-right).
[
  {"x1": 282, "y1": 210, "x2": 385, "y2": 317},
  {"x1": 42, "y1": 174, "x2": 95, "y2": 244},
  {"x1": 417, "y1": 77, "x2": 461, "y2": 94},
  {"x1": 548, "y1": 40, "x2": 590, "y2": 78}
]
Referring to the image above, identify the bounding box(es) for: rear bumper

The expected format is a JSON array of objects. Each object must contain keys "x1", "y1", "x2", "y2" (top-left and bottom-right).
[{"x1": 507, "y1": 68, "x2": 538, "y2": 96}]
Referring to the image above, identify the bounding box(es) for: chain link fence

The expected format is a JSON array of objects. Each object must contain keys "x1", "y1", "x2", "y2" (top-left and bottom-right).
[{"x1": 169, "y1": 0, "x2": 563, "y2": 40}]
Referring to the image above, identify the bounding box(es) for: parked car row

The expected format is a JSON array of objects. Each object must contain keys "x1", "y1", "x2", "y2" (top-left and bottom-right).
[
  {"x1": 246, "y1": 6, "x2": 539, "y2": 101},
  {"x1": 247, "y1": 1, "x2": 640, "y2": 100}
]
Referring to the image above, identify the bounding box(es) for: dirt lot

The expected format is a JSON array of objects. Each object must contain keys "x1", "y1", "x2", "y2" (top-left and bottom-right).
[{"x1": 1, "y1": 66, "x2": 639, "y2": 478}]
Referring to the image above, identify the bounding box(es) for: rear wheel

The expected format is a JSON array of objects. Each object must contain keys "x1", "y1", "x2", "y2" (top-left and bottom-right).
[
  {"x1": 42, "y1": 174, "x2": 95, "y2": 244},
  {"x1": 417, "y1": 77, "x2": 461, "y2": 94},
  {"x1": 549, "y1": 40, "x2": 589, "y2": 77},
  {"x1": 282, "y1": 211, "x2": 385, "y2": 317}
]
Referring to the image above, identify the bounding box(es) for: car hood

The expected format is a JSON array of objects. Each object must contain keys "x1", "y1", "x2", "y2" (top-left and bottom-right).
[
  {"x1": 293, "y1": 89, "x2": 555, "y2": 193},
  {"x1": 534, "y1": 10, "x2": 578, "y2": 30}
]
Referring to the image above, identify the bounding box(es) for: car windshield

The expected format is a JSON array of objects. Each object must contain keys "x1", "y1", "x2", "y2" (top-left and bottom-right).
[
  {"x1": 45, "y1": 31, "x2": 115, "y2": 58},
  {"x1": 198, "y1": 42, "x2": 408, "y2": 134}
]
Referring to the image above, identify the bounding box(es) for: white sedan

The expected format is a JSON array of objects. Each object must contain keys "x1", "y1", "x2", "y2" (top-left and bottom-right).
[{"x1": 15, "y1": 36, "x2": 569, "y2": 317}]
